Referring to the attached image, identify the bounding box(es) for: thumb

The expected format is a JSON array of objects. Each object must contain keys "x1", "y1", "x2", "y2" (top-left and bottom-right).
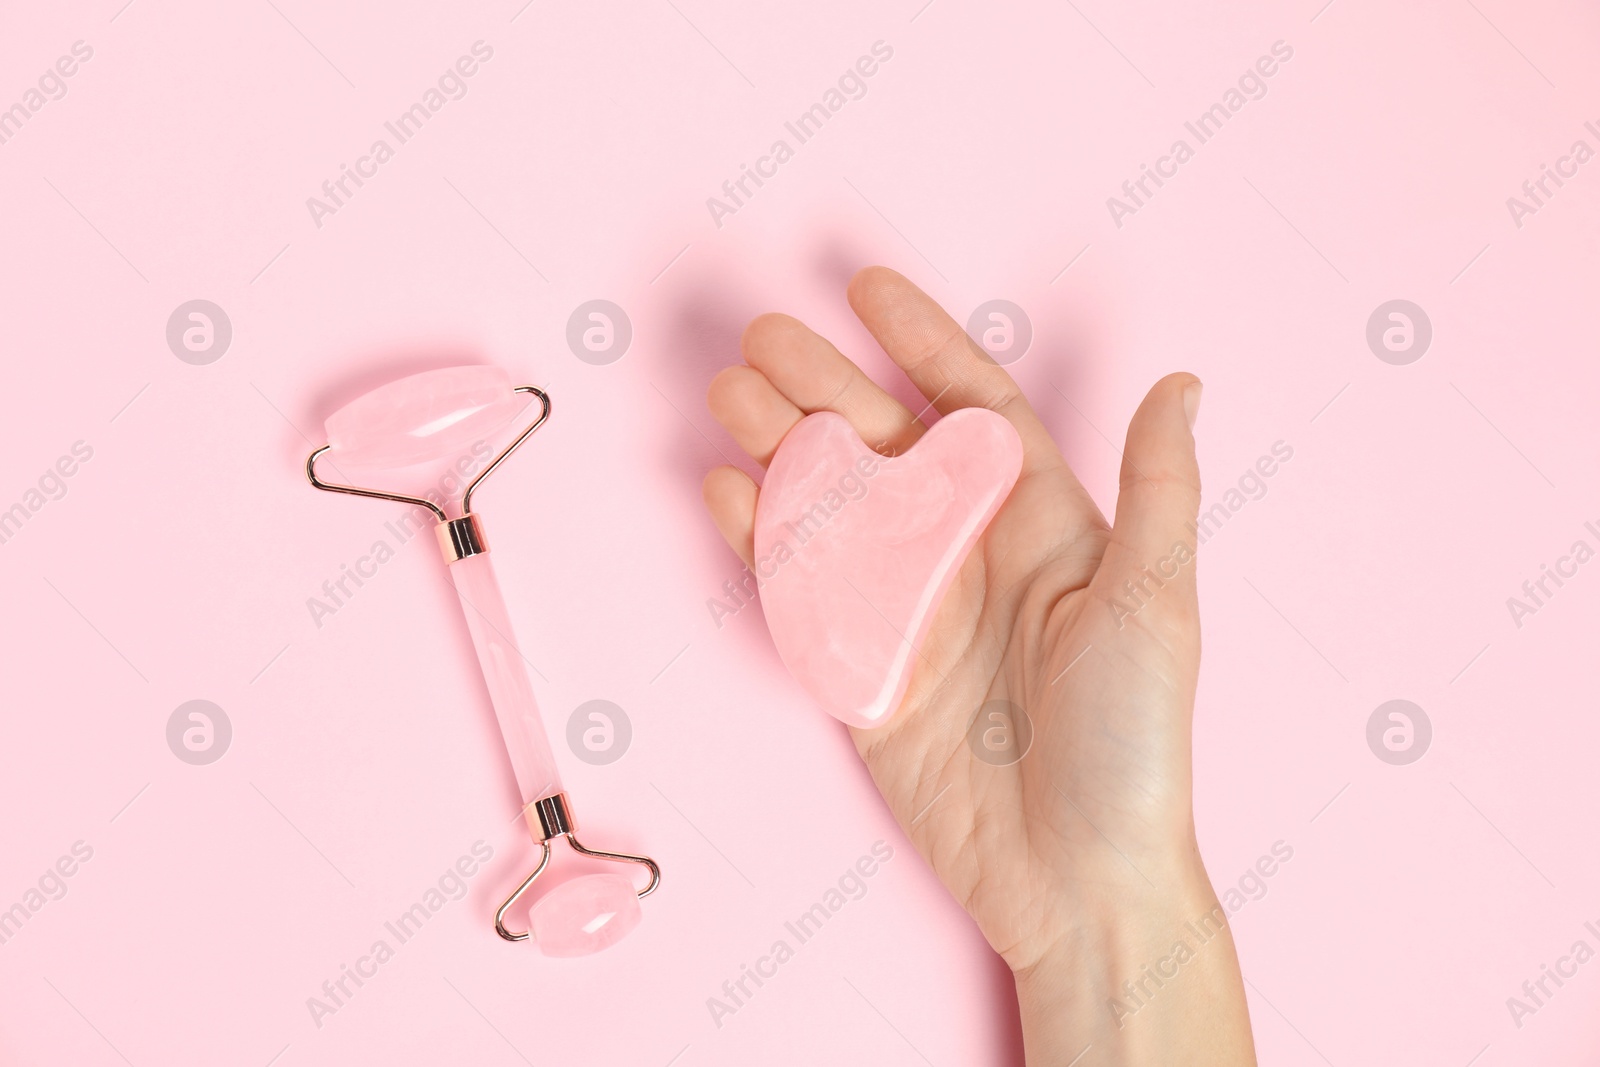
[{"x1": 1095, "y1": 373, "x2": 1203, "y2": 632}]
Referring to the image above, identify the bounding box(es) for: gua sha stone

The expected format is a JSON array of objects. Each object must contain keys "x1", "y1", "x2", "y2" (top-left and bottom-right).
[
  {"x1": 529, "y1": 873, "x2": 643, "y2": 957},
  {"x1": 754, "y1": 409, "x2": 1024, "y2": 729}
]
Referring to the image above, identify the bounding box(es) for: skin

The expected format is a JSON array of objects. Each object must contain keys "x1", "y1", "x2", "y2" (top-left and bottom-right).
[{"x1": 700, "y1": 266, "x2": 1256, "y2": 1064}]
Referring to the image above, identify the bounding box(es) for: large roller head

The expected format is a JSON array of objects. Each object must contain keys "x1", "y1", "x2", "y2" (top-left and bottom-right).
[{"x1": 323, "y1": 365, "x2": 522, "y2": 468}]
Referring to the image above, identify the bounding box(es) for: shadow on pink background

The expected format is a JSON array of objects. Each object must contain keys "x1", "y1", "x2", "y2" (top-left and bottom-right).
[{"x1": 1, "y1": 0, "x2": 1597, "y2": 1064}]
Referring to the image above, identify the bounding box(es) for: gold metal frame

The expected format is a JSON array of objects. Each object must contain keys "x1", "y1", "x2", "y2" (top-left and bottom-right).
[
  {"x1": 494, "y1": 792, "x2": 662, "y2": 942},
  {"x1": 305, "y1": 385, "x2": 552, "y2": 523}
]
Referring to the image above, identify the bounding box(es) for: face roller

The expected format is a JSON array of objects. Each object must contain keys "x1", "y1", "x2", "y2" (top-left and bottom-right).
[{"x1": 305, "y1": 366, "x2": 660, "y2": 956}]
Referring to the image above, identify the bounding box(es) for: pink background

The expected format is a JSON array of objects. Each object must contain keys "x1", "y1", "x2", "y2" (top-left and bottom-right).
[{"x1": 2, "y1": 0, "x2": 1598, "y2": 1063}]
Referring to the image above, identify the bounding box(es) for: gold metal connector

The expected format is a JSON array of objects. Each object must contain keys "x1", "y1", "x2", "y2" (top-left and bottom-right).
[
  {"x1": 437, "y1": 514, "x2": 489, "y2": 563},
  {"x1": 529, "y1": 792, "x2": 575, "y2": 840}
]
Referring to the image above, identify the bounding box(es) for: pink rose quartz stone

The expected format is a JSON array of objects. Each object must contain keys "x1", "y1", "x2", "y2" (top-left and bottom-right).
[
  {"x1": 753, "y1": 409, "x2": 1024, "y2": 729},
  {"x1": 530, "y1": 873, "x2": 642, "y2": 957},
  {"x1": 324, "y1": 365, "x2": 520, "y2": 469}
]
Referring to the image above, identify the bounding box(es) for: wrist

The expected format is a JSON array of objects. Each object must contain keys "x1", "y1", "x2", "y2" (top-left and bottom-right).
[{"x1": 1010, "y1": 860, "x2": 1255, "y2": 1066}]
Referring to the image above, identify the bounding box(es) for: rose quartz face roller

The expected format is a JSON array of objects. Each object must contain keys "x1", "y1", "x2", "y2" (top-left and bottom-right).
[{"x1": 305, "y1": 366, "x2": 659, "y2": 956}]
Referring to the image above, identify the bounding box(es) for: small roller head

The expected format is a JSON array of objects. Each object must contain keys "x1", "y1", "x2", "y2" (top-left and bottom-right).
[
  {"x1": 324, "y1": 365, "x2": 521, "y2": 469},
  {"x1": 529, "y1": 873, "x2": 643, "y2": 957}
]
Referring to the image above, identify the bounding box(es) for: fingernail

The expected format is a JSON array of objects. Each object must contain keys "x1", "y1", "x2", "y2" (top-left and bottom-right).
[{"x1": 1183, "y1": 380, "x2": 1203, "y2": 430}]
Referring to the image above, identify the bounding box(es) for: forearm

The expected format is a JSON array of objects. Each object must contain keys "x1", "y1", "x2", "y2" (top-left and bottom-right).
[{"x1": 1011, "y1": 871, "x2": 1256, "y2": 1066}]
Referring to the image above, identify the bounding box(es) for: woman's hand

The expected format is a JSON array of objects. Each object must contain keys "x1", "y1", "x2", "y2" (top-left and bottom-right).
[{"x1": 701, "y1": 266, "x2": 1254, "y2": 1065}]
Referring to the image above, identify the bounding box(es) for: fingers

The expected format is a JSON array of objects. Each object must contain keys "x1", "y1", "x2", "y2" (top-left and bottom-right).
[
  {"x1": 846, "y1": 266, "x2": 1061, "y2": 475},
  {"x1": 707, "y1": 365, "x2": 804, "y2": 466},
  {"x1": 1097, "y1": 373, "x2": 1204, "y2": 628},
  {"x1": 702, "y1": 465, "x2": 758, "y2": 568},
  {"x1": 741, "y1": 313, "x2": 926, "y2": 456}
]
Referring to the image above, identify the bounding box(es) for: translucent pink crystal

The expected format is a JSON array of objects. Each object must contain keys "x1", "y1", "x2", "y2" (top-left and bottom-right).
[
  {"x1": 450, "y1": 553, "x2": 563, "y2": 806},
  {"x1": 754, "y1": 409, "x2": 1023, "y2": 729},
  {"x1": 530, "y1": 873, "x2": 642, "y2": 957},
  {"x1": 324, "y1": 365, "x2": 519, "y2": 468}
]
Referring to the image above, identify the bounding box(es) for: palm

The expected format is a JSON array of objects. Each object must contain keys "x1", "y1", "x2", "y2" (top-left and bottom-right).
[
  {"x1": 850, "y1": 472, "x2": 1197, "y2": 971},
  {"x1": 703, "y1": 267, "x2": 1204, "y2": 972}
]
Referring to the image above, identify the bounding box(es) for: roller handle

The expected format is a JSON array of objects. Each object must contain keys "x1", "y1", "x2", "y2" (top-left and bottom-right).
[{"x1": 448, "y1": 551, "x2": 564, "y2": 824}]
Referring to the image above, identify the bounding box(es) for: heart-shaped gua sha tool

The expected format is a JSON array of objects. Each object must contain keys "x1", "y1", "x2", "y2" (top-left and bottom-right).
[{"x1": 754, "y1": 408, "x2": 1024, "y2": 729}]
